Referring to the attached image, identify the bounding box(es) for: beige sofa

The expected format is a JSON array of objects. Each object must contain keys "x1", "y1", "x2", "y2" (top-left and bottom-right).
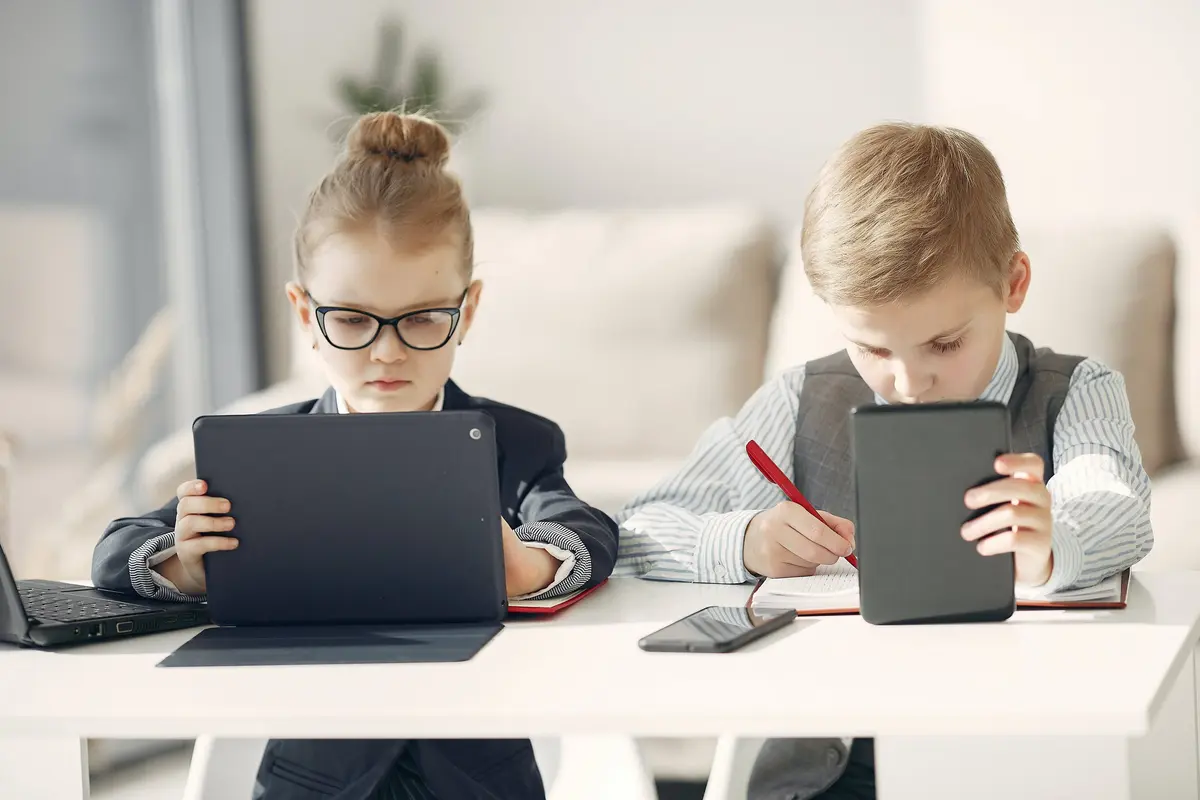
[{"x1": 132, "y1": 209, "x2": 1199, "y2": 575}]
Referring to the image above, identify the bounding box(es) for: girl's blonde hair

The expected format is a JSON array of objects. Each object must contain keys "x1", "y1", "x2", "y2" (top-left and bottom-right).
[
  {"x1": 294, "y1": 112, "x2": 473, "y2": 280},
  {"x1": 802, "y1": 123, "x2": 1019, "y2": 306}
]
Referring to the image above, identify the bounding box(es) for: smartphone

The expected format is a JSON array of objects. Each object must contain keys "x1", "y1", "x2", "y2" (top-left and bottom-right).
[{"x1": 637, "y1": 606, "x2": 795, "y2": 653}]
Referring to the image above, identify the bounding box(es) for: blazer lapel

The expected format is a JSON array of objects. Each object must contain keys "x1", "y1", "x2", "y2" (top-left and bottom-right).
[
  {"x1": 442, "y1": 380, "x2": 469, "y2": 411},
  {"x1": 310, "y1": 388, "x2": 339, "y2": 415}
]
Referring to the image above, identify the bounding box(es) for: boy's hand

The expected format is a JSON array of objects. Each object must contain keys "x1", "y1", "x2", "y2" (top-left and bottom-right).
[
  {"x1": 158, "y1": 480, "x2": 239, "y2": 595},
  {"x1": 501, "y1": 518, "x2": 559, "y2": 598},
  {"x1": 743, "y1": 503, "x2": 855, "y2": 578},
  {"x1": 962, "y1": 454, "x2": 1054, "y2": 586}
]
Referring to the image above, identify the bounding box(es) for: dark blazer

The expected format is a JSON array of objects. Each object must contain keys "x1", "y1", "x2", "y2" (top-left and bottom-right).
[{"x1": 92, "y1": 380, "x2": 620, "y2": 800}]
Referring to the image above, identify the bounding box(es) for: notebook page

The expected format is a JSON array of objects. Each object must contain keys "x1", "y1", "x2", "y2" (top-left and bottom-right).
[
  {"x1": 752, "y1": 563, "x2": 861, "y2": 612},
  {"x1": 759, "y1": 563, "x2": 859, "y2": 596},
  {"x1": 1015, "y1": 571, "x2": 1122, "y2": 603}
]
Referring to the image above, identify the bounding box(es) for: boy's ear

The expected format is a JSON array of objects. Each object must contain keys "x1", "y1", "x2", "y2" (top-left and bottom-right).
[{"x1": 1004, "y1": 252, "x2": 1032, "y2": 313}]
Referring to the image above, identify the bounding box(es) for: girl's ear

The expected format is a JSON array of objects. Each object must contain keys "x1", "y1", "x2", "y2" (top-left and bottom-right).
[
  {"x1": 457, "y1": 279, "x2": 484, "y2": 344},
  {"x1": 285, "y1": 281, "x2": 317, "y2": 339}
]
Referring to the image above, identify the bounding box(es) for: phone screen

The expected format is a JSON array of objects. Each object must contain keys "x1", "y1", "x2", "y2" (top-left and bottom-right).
[{"x1": 640, "y1": 606, "x2": 792, "y2": 650}]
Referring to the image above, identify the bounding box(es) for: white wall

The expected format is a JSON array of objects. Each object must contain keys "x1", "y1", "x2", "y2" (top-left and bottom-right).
[
  {"x1": 917, "y1": 0, "x2": 1200, "y2": 225},
  {"x1": 246, "y1": 0, "x2": 924, "y2": 381}
]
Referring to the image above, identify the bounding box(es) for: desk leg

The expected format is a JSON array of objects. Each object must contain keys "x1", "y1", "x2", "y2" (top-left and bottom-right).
[
  {"x1": 0, "y1": 736, "x2": 89, "y2": 799},
  {"x1": 876, "y1": 652, "x2": 1199, "y2": 800}
]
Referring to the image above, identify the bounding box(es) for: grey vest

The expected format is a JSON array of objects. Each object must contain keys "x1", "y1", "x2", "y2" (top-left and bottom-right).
[{"x1": 748, "y1": 332, "x2": 1084, "y2": 800}]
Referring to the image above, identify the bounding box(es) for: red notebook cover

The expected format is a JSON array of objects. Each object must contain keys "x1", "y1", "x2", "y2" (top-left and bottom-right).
[{"x1": 507, "y1": 579, "x2": 608, "y2": 615}]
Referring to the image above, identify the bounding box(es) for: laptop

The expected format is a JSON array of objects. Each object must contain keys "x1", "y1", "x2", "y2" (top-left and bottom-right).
[
  {"x1": 0, "y1": 541, "x2": 210, "y2": 648},
  {"x1": 190, "y1": 410, "x2": 508, "y2": 628}
]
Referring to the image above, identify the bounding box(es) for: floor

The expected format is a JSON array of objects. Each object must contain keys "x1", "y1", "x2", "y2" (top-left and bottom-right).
[
  {"x1": 90, "y1": 747, "x2": 191, "y2": 800},
  {"x1": 88, "y1": 746, "x2": 709, "y2": 800}
]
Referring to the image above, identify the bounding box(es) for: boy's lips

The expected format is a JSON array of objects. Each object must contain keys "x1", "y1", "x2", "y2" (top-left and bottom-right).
[{"x1": 366, "y1": 379, "x2": 411, "y2": 391}]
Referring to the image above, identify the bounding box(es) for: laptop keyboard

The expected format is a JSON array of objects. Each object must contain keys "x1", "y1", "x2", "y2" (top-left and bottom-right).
[{"x1": 18, "y1": 585, "x2": 155, "y2": 623}]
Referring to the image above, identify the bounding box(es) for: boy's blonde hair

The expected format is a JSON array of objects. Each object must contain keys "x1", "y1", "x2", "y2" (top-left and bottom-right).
[
  {"x1": 802, "y1": 123, "x2": 1019, "y2": 306},
  {"x1": 294, "y1": 112, "x2": 473, "y2": 281}
]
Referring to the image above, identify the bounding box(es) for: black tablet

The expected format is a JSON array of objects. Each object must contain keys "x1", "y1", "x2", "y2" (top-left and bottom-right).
[
  {"x1": 191, "y1": 410, "x2": 508, "y2": 627},
  {"x1": 851, "y1": 401, "x2": 1015, "y2": 625}
]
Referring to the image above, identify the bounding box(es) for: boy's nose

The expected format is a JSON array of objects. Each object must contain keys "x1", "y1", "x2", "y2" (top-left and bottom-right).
[{"x1": 892, "y1": 363, "x2": 932, "y2": 402}]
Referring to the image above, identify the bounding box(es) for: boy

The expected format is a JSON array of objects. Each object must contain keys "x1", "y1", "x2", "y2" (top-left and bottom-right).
[{"x1": 615, "y1": 123, "x2": 1152, "y2": 799}]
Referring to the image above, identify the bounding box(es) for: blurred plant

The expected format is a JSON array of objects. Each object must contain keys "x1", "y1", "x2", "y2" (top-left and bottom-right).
[{"x1": 332, "y1": 18, "x2": 484, "y2": 140}]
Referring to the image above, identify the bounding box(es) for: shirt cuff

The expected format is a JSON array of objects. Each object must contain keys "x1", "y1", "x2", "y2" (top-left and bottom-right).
[
  {"x1": 146, "y1": 545, "x2": 183, "y2": 591},
  {"x1": 1039, "y1": 516, "x2": 1086, "y2": 593},
  {"x1": 128, "y1": 532, "x2": 206, "y2": 603},
  {"x1": 512, "y1": 521, "x2": 591, "y2": 600},
  {"x1": 695, "y1": 510, "x2": 758, "y2": 584}
]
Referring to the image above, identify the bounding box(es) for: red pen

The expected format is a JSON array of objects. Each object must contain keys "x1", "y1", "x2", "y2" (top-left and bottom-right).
[{"x1": 745, "y1": 439, "x2": 858, "y2": 569}]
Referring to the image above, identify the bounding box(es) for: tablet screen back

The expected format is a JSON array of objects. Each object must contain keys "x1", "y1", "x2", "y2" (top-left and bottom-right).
[
  {"x1": 851, "y1": 402, "x2": 1015, "y2": 625},
  {"x1": 192, "y1": 410, "x2": 507, "y2": 627}
]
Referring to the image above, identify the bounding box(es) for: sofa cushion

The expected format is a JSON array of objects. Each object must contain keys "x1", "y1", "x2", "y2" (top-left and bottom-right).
[
  {"x1": 1172, "y1": 219, "x2": 1200, "y2": 462},
  {"x1": 765, "y1": 226, "x2": 1179, "y2": 475},
  {"x1": 1138, "y1": 460, "x2": 1200, "y2": 572},
  {"x1": 135, "y1": 375, "x2": 329, "y2": 505},
  {"x1": 448, "y1": 208, "x2": 779, "y2": 461},
  {"x1": 0, "y1": 371, "x2": 91, "y2": 452}
]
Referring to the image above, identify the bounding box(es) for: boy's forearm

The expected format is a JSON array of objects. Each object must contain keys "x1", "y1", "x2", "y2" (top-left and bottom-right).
[
  {"x1": 1045, "y1": 467, "x2": 1152, "y2": 591},
  {"x1": 618, "y1": 507, "x2": 758, "y2": 584},
  {"x1": 1046, "y1": 362, "x2": 1153, "y2": 591}
]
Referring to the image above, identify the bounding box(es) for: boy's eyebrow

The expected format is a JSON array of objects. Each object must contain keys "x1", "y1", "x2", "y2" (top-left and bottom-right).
[
  {"x1": 849, "y1": 323, "x2": 969, "y2": 351},
  {"x1": 921, "y1": 322, "x2": 970, "y2": 344}
]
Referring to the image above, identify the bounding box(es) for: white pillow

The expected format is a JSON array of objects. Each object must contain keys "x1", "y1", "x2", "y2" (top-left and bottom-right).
[
  {"x1": 763, "y1": 233, "x2": 847, "y2": 378},
  {"x1": 1012, "y1": 227, "x2": 1177, "y2": 475},
  {"x1": 451, "y1": 208, "x2": 780, "y2": 460}
]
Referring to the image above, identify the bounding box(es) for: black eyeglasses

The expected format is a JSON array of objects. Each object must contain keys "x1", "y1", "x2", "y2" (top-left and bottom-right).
[{"x1": 306, "y1": 289, "x2": 468, "y2": 351}]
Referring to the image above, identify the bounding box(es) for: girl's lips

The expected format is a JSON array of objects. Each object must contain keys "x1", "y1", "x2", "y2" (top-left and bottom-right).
[{"x1": 367, "y1": 379, "x2": 410, "y2": 391}]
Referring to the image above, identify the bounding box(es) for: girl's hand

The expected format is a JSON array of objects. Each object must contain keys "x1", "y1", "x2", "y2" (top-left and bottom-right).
[
  {"x1": 501, "y1": 518, "x2": 559, "y2": 598},
  {"x1": 158, "y1": 480, "x2": 238, "y2": 595}
]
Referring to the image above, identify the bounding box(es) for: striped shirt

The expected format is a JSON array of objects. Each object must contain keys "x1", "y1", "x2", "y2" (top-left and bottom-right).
[{"x1": 615, "y1": 334, "x2": 1153, "y2": 593}]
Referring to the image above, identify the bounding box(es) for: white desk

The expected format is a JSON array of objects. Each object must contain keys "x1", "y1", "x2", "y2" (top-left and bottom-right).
[{"x1": 2, "y1": 574, "x2": 1199, "y2": 800}]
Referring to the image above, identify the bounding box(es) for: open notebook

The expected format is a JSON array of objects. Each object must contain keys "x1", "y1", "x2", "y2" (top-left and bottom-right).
[{"x1": 750, "y1": 562, "x2": 1129, "y2": 616}]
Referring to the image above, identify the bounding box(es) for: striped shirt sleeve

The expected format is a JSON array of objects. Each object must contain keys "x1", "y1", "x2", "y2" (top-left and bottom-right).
[
  {"x1": 511, "y1": 521, "x2": 586, "y2": 600},
  {"x1": 1044, "y1": 358, "x2": 1153, "y2": 591},
  {"x1": 129, "y1": 532, "x2": 206, "y2": 603},
  {"x1": 614, "y1": 368, "x2": 807, "y2": 584}
]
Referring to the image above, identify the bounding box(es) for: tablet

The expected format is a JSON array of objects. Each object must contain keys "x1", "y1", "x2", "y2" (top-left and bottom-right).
[
  {"x1": 191, "y1": 410, "x2": 507, "y2": 627},
  {"x1": 850, "y1": 401, "x2": 1015, "y2": 625}
]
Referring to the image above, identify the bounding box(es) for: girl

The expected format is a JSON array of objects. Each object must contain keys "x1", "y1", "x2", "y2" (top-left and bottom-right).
[{"x1": 93, "y1": 112, "x2": 619, "y2": 800}]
